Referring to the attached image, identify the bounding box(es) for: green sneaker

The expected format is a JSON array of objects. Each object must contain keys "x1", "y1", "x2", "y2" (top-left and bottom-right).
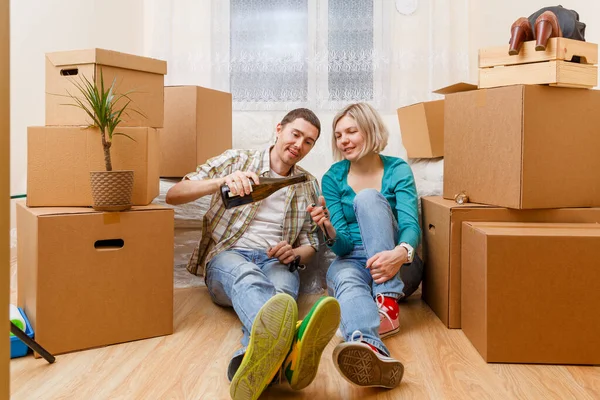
[
  {"x1": 230, "y1": 293, "x2": 298, "y2": 400},
  {"x1": 283, "y1": 296, "x2": 341, "y2": 390}
]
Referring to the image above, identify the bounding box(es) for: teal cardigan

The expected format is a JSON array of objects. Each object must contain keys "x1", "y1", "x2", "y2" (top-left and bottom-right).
[{"x1": 321, "y1": 155, "x2": 420, "y2": 257}]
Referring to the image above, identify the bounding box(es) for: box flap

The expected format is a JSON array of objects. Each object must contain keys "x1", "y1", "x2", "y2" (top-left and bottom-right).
[
  {"x1": 422, "y1": 196, "x2": 498, "y2": 211},
  {"x1": 17, "y1": 201, "x2": 169, "y2": 217},
  {"x1": 466, "y1": 221, "x2": 600, "y2": 236},
  {"x1": 46, "y1": 49, "x2": 167, "y2": 75},
  {"x1": 166, "y1": 84, "x2": 230, "y2": 93},
  {"x1": 433, "y1": 82, "x2": 478, "y2": 95}
]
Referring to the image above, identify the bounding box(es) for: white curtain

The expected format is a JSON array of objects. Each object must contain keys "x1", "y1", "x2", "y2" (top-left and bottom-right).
[{"x1": 143, "y1": 0, "x2": 469, "y2": 182}]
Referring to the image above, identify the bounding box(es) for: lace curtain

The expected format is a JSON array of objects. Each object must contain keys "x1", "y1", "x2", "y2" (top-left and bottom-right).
[{"x1": 211, "y1": 0, "x2": 391, "y2": 111}]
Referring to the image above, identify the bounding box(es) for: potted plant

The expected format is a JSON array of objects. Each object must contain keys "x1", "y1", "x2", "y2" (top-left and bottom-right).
[{"x1": 65, "y1": 71, "x2": 143, "y2": 211}]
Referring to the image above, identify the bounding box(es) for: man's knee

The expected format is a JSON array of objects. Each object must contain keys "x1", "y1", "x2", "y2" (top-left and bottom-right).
[{"x1": 265, "y1": 262, "x2": 300, "y2": 299}]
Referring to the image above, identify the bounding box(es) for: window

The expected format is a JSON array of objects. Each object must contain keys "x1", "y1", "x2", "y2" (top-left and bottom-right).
[{"x1": 223, "y1": 0, "x2": 388, "y2": 110}]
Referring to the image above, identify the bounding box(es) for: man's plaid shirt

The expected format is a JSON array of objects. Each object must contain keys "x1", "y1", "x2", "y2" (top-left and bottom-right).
[{"x1": 184, "y1": 147, "x2": 319, "y2": 276}]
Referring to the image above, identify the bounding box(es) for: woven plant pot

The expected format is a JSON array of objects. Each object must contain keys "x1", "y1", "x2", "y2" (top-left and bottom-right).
[{"x1": 89, "y1": 170, "x2": 134, "y2": 211}]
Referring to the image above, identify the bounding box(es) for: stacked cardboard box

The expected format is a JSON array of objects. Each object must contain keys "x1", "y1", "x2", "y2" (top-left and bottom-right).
[
  {"x1": 28, "y1": 49, "x2": 166, "y2": 207},
  {"x1": 159, "y1": 85, "x2": 232, "y2": 178},
  {"x1": 420, "y1": 40, "x2": 600, "y2": 365},
  {"x1": 18, "y1": 49, "x2": 174, "y2": 357}
]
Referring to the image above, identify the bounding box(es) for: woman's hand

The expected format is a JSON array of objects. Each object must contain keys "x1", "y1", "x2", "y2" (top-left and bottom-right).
[
  {"x1": 366, "y1": 246, "x2": 408, "y2": 284},
  {"x1": 307, "y1": 196, "x2": 336, "y2": 239},
  {"x1": 223, "y1": 170, "x2": 260, "y2": 196}
]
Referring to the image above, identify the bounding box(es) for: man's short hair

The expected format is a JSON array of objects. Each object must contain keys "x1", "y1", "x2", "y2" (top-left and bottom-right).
[{"x1": 280, "y1": 108, "x2": 321, "y2": 138}]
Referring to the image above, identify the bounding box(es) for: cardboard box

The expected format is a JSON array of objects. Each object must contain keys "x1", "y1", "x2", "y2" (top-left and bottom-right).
[
  {"x1": 421, "y1": 196, "x2": 600, "y2": 328},
  {"x1": 16, "y1": 202, "x2": 174, "y2": 357},
  {"x1": 27, "y1": 126, "x2": 160, "y2": 207},
  {"x1": 46, "y1": 48, "x2": 167, "y2": 128},
  {"x1": 160, "y1": 86, "x2": 232, "y2": 177},
  {"x1": 461, "y1": 221, "x2": 600, "y2": 364},
  {"x1": 396, "y1": 83, "x2": 477, "y2": 159},
  {"x1": 443, "y1": 85, "x2": 600, "y2": 209}
]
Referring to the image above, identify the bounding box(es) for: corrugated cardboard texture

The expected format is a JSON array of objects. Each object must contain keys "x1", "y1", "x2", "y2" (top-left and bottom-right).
[
  {"x1": 397, "y1": 100, "x2": 443, "y2": 158},
  {"x1": 521, "y1": 86, "x2": 600, "y2": 208},
  {"x1": 459, "y1": 221, "x2": 487, "y2": 358},
  {"x1": 0, "y1": 2, "x2": 9, "y2": 392},
  {"x1": 461, "y1": 221, "x2": 600, "y2": 365},
  {"x1": 444, "y1": 85, "x2": 600, "y2": 209},
  {"x1": 422, "y1": 196, "x2": 600, "y2": 328},
  {"x1": 444, "y1": 85, "x2": 523, "y2": 208},
  {"x1": 16, "y1": 202, "x2": 174, "y2": 357},
  {"x1": 160, "y1": 86, "x2": 232, "y2": 178},
  {"x1": 27, "y1": 126, "x2": 159, "y2": 207},
  {"x1": 45, "y1": 49, "x2": 166, "y2": 127}
]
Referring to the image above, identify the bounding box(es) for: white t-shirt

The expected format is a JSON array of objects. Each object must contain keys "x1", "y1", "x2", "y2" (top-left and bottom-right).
[{"x1": 232, "y1": 169, "x2": 288, "y2": 250}]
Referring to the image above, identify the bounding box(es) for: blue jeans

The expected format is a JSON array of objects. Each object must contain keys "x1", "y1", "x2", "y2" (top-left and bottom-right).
[
  {"x1": 205, "y1": 248, "x2": 300, "y2": 362},
  {"x1": 326, "y1": 189, "x2": 424, "y2": 356}
]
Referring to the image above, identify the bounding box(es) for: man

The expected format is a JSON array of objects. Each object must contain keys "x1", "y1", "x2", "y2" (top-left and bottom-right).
[{"x1": 166, "y1": 108, "x2": 341, "y2": 400}]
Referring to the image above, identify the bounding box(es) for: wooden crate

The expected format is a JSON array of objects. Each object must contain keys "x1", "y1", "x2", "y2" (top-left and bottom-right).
[{"x1": 478, "y1": 38, "x2": 598, "y2": 89}]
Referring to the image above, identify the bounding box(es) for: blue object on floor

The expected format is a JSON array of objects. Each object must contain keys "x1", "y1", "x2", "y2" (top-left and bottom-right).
[{"x1": 10, "y1": 308, "x2": 34, "y2": 359}]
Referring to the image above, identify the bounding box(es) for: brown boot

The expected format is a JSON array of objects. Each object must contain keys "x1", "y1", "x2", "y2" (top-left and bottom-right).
[
  {"x1": 535, "y1": 11, "x2": 563, "y2": 51},
  {"x1": 509, "y1": 17, "x2": 534, "y2": 56}
]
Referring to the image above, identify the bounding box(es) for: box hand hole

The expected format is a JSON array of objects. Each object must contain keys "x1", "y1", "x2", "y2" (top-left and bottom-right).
[
  {"x1": 60, "y1": 68, "x2": 79, "y2": 76},
  {"x1": 94, "y1": 239, "x2": 124, "y2": 250}
]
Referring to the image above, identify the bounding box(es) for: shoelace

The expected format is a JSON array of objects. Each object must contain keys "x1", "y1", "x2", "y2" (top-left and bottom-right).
[
  {"x1": 376, "y1": 293, "x2": 394, "y2": 328},
  {"x1": 350, "y1": 330, "x2": 386, "y2": 357},
  {"x1": 350, "y1": 330, "x2": 364, "y2": 342}
]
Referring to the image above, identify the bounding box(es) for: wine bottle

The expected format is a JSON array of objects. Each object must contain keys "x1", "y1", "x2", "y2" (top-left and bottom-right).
[{"x1": 220, "y1": 174, "x2": 308, "y2": 209}]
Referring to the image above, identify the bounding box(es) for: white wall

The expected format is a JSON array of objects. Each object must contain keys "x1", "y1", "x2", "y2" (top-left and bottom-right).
[{"x1": 9, "y1": 0, "x2": 145, "y2": 230}]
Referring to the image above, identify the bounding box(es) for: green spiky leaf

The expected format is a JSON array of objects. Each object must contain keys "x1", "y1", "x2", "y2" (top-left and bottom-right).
[{"x1": 58, "y1": 69, "x2": 147, "y2": 171}]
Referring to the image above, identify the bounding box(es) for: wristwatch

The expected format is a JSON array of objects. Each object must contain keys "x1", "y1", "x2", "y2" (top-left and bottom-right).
[{"x1": 398, "y1": 242, "x2": 415, "y2": 263}]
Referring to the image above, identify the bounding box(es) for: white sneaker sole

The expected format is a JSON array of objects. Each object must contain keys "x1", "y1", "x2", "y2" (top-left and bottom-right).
[{"x1": 333, "y1": 342, "x2": 404, "y2": 389}]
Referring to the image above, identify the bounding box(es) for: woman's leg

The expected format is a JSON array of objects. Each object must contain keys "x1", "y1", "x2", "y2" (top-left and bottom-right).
[
  {"x1": 326, "y1": 249, "x2": 389, "y2": 355},
  {"x1": 353, "y1": 189, "x2": 405, "y2": 299}
]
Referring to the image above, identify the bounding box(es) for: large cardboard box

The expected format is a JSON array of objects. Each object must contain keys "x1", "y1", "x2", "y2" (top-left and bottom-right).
[
  {"x1": 46, "y1": 48, "x2": 167, "y2": 128},
  {"x1": 160, "y1": 86, "x2": 232, "y2": 177},
  {"x1": 421, "y1": 196, "x2": 600, "y2": 328},
  {"x1": 443, "y1": 85, "x2": 600, "y2": 209},
  {"x1": 1, "y1": 1, "x2": 9, "y2": 392},
  {"x1": 396, "y1": 83, "x2": 476, "y2": 159},
  {"x1": 461, "y1": 221, "x2": 600, "y2": 364},
  {"x1": 27, "y1": 126, "x2": 160, "y2": 207},
  {"x1": 16, "y1": 202, "x2": 174, "y2": 357}
]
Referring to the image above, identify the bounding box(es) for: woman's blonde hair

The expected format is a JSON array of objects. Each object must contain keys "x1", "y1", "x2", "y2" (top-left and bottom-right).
[{"x1": 331, "y1": 103, "x2": 389, "y2": 162}]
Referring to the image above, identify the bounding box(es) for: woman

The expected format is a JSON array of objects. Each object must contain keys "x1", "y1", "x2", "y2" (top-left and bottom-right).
[{"x1": 308, "y1": 103, "x2": 423, "y2": 389}]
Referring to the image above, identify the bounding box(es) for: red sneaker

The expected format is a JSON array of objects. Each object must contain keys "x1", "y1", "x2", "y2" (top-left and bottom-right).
[{"x1": 376, "y1": 294, "x2": 400, "y2": 338}]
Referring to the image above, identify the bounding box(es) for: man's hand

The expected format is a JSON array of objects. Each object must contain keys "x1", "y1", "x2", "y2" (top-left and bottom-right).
[
  {"x1": 366, "y1": 246, "x2": 408, "y2": 284},
  {"x1": 224, "y1": 171, "x2": 260, "y2": 197},
  {"x1": 267, "y1": 241, "x2": 297, "y2": 265}
]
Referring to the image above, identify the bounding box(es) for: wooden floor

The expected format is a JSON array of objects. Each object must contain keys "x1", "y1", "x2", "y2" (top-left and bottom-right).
[{"x1": 10, "y1": 287, "x2": 600, "y2": 400}]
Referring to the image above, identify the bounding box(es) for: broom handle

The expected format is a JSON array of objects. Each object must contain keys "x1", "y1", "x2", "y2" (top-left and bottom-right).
[{"x1": 10, "y1": 321, "x2": 55, "y2": 364}]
